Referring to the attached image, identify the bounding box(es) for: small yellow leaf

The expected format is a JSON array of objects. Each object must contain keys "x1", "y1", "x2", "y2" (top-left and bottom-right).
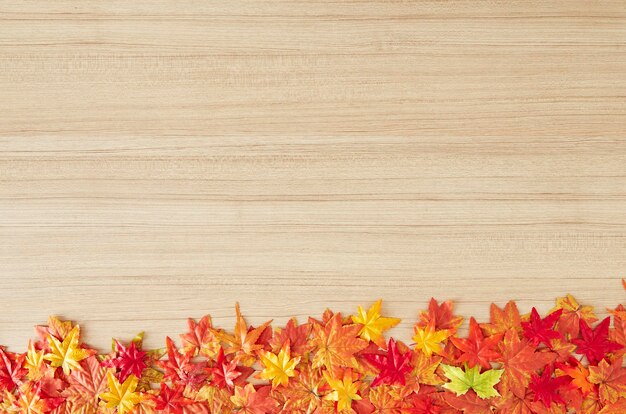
[
  {"x1": 259, "y1": 344, "x2": 301, "y2": 388},
  {"x1": 44, "y1": 325, "x2": 90, "y2": 375},
  {"x1": 412, "y1": 320, "x2": 451, "y2": 357},
  {"x1": 99, "y1": 372, "x2": 142, "y2": 414},
  {"x1": 351, "y1": 299, "x2": 400, "y2": 348},
  {"x1": 323, "y1": 370, "x2": 362, "y2": 411}
]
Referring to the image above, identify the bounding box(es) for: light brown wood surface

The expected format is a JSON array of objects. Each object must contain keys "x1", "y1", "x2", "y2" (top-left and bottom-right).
[{"x1": 1, "y1": 1, "x2": 625, "y2": 351}]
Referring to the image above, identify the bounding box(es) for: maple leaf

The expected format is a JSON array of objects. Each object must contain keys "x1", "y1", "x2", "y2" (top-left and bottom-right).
[
  {"x1": 442, "y1": 390, "x2": 496, "y2": 414},
  {"x1": 269, "y1": 318, "x2": 311, "y2": 357},
  {"x1": 310, "y1": 313, "x2": 368, "y2": 375},
  {"x1": 407, "y1": 394, "x2": 442, "y2": 414},
  {"x1": 497, "y1": 329, "x2": 557, "y2": 398},
  {"x1": 230, "y1": 384, "x2": 277, "y2": 414},
  {"x1": 599, "y1": 397, "x2": 626, "y2": 414},
  {"x1": 441, "y1": 364, "x2": 503, "y2": 399},
  {"x1": 588, "y1": 357, "x2": 626, "y2": 404},
  {"x1": 365, "y1": 385, "x2": 404, "y2": 413},
  {"x1": 44, "y1": 325, "x2": 92, "y2": 375},
  {"x1": 16, "y1": 382, "x2": 63, "y2": 414},
  {"x1": 450, "y1": 317, "x2": 502, "y2": 370},
  {"x1": 101, "y1": 340, "x2": 147, "y2": 382},
  {"x1": 280, "y1": 365, "x2": 326, "y2": 413},
  {"x1": 481, "y1": 301, "x2": 522, "y2": 337},
  {"x1": 158, "y1": 337, "x2": 208, "y2": 388},
  {"x1": 410, "y1": 351, "x2": 443, "y2": 386},
  {"x1": 351, "y1": 300, "x2": 400, "y2": 349},
  {"x1": 573, "y1": 317, "x2": 623, "y2": 365},
  {"x1": 208, "y1": 347, "x2": 250, "y2": 389},
  {"x1": 528, "y1": 365, "x2": 570, "y2": 407},
  {"x1": 521, "y1": 308, "x2": 563, "y2": 347},
  {"x1": 0, "y1": 347, "x2": 26, "y2": 392},
  {"x1": 551, "y1": 294, "x2": 598, "y2": 339},
  {"x1": 24, "y1": 340, "x2": 46, "y2": 381},
  {"x1": 555, "y1": 357, "x2": 594, "y2": 395},
  {"x1": 363, "y1": 338, "x2": 412, "y2": 386},
  {"x1": 180, "y1": 315, "x2": 221, "y2": 359},
  {"x1": 609, "y1": 304, "x2": 626, "y2": 359},
  {"x1": 217, "y1": 304, "x2": 272, "y2": 366},
  {"x1": 35, "y1": 316, "x2": 74, "y2": 343},
  {"x1": 258, "y1": 343, "x2": 301, "y2": 388},
  {"x1": 323, "y1": 369, "x2": 363, "y2": 411},
  {"x1": 546, "y1": 338, "x2": 578, "y2": 364},
  {"x1": 62, "y1": 355, "x2": 109, "y2": 414},
  {"x1": 412, "y1": 320, "x2": 451, "y2": 357},
  {"x1": 418, "y1": 298, "x2": 464, "y2": 331},
  {"x1": 152, "y1": 383, "x2": 194, "y2": 414},
  {"x1": 100, "y1": 372, "x2": 142, "y2": 414}
]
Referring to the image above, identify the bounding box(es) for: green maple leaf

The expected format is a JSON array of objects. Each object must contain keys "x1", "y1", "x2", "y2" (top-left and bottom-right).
[{"x1": 441, "y1": 364, "x2": 503, "y2": 399}]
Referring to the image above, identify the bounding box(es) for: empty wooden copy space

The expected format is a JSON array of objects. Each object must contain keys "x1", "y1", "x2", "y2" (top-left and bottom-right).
[{"x1": 0, "y1": 1, "x2": 625, "y2": 351}]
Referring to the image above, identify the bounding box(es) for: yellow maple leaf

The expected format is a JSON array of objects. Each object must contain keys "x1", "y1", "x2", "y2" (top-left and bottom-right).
[
  {"x1": 412, "y1": 320, "x2": 451, "y2": 357},
  {"x1": 24, "y1": 340, "x2": 45, "y2": 381},
  {"x1": 258, "y1": 344, "x2": 301, "y2": 387},
  {"x1": 99, "y1": 372, "x2": 142, "y2": 414},
  {"x1": 323, "y1": 370, "x2": 362, "y2": 411},
  {"x1": 44, "y1": 325, "x2": 90, "y2": 375},
  {"x1": 351, "y1": 299, "x2": 400, "y2": 348}
]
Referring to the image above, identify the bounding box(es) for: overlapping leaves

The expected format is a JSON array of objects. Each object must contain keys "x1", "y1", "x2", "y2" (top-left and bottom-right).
[{"x1": 0, "y1": 289, "x2": 624, "y2": 413}]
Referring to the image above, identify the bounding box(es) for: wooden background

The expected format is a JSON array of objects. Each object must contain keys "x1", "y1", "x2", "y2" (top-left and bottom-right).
[{"x1": 1, "y1": 1, "x2": 625, "y2": 351}]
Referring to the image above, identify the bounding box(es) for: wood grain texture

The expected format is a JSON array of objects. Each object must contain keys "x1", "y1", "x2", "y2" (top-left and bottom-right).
[{"x1": 0, "y1": 1, "x2": 625, "y2": 351}]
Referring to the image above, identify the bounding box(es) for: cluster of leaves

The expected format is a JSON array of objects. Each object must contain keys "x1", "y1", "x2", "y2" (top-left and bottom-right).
[{"x1": 1, "y1": 293, "x2": 625, "y2": 414}]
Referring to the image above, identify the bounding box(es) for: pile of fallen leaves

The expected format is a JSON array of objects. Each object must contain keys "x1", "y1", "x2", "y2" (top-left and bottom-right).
[{"x1": 1, "y1": 293, "x2": 625, "y2": 414}]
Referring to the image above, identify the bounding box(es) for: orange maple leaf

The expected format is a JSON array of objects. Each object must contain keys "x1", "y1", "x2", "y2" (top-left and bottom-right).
[
  {"x1": 551, "y1": 294, "x2": 598, "y2": 340},
  {"x1": 497, "y1": 329, "x2": 557, "y2": 397},
  {"x1": 62, "y1": 356, "x2": 110, "y2": 414},
  {"x1": 179, "y1": 315, "x2": 221, "y2": 359},
  {"x1": 310, "y1": 313, "x2": 368, "y2": 375},
  {"x1": 609, "y1": 304, "x2": 626, "y2": 360},
  {"x1": 588, "y1": 358, "x2": 626, "y2": 404},
  {"x1": 217, "y1": 304, "x2": 272, "y2": 366},
  {"x1": 481, "y1": 301, "x2": 522, "y2": 337},
  {"x1": 555, "y1": 358, "x2": 594, "y2": 395},
  {"x1": 450, "y1": 317, "x2": 503, "y2": 369},
  {"x1": 230, "y1": 384, "x2": 277, "y2": 414}
]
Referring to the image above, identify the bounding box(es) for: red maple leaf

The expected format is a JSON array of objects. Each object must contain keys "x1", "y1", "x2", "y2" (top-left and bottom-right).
[
  {"x1": 0, "y1": 347, "x2": 26, "y2": 392},
  {"x1": 101, "y1": 340, "x2": 147, "y2": 382},
  {"x1": 208, "y1": 347, "x2": 252, "y2": 389},
  {"x1": 363, "y1": 338, "x2": 412, "y2": 386},
  {"x1": 158, "y1": 337, "x2": 208, "y2": 388},
  {"x1": 152, "y1": 383, "x2": 194, "y2": 414},
  {"x1": 418, "y1": 298, "x2": 464, "y2": 331},
  {"x1": 450, "y1": 317, "x2": 502, "y2": 369},
  {"x1": 573, "y1": 317, "x2": 623, "y2": 365},
  {"x1": 529, "y1": 365, "x2": 570, "y2": 407},
  {"x1": 521, "y1": 308, "x2": 563, "y2": 346},
  {"x1": 405, "y1": 386, "x2": 443, "y2": 414}
]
